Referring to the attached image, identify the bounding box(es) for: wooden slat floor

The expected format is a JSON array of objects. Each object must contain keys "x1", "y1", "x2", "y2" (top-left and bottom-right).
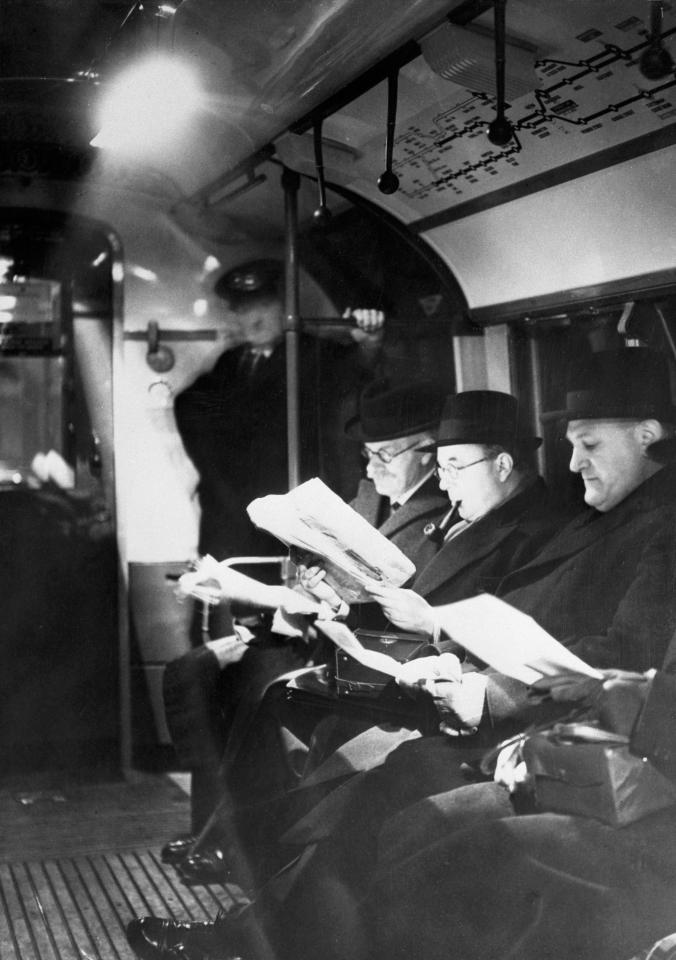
[{"x1": 0, "y1": 773, "x2": 248, "y2": 960}]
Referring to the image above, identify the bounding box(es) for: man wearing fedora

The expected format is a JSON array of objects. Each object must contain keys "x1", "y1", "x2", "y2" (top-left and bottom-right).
[
  {"x1": 158, "y1": 378, "x2": 448, "y2": 879},
  {"x1": 341, "y1": 377, "x2": 452, "y2": 578},
  {"x1": 125, "y1": 349, "x2": 676, "y2": 960}
]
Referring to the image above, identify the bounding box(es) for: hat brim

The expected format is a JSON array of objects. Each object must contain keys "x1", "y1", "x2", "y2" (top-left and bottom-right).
[
  {"x1": 344, "y1": 415, "x2": 441, "y2": 443},
  {"x1": 417, "y1": 435, "x2": 542, "y2": 453},
  {"x1": 541, "y1": 404, "x2": 676, "y2": 423}
]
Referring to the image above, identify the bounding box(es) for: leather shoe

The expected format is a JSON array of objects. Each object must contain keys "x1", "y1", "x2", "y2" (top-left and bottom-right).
[
  {"x1": 126, "y1": 914, "x2": 242, "y2": 960},
  {"x1": 160, "y1": 835, "x2": 197, "y2": 864},
  {"x1": 177, "y1": 846, "x2": 234, "y2": 885}
]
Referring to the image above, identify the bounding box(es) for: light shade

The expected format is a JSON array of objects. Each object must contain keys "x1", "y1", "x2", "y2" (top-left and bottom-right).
[{"x1": 420, "y1": 22, "x2": 537, "y2": 101}]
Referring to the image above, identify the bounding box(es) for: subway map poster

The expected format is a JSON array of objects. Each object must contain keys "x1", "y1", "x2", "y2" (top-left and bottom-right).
[{"x1": 356, "y1": 4, "x2": 676, "y2": 219}]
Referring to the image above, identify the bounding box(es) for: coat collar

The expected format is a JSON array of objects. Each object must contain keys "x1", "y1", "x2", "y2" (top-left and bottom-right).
[
  {"x1": 517, "y1": 463, "x2": 676, "y2": 567},
  {"x1": 412, "y1": 478, "x2": 548, "y2": 598},
  {"x1": 378, "y1": 475, "x2": 448, "y2": 537}
]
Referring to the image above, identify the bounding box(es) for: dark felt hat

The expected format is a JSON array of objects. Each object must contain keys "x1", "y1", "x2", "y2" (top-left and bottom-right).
[
  {"x1": 541, "y1": 348, "x2": 676, "y2": 423},
  {"x1": 418, "y1": 390, "x2": 541, "y2": 452},
  {"x1": 344, "y1": 378, "x2": 446, "y2": 442}
]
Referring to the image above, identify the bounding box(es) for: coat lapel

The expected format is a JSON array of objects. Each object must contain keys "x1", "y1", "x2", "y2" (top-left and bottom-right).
[
  {"x1": 411, "y1": 480, "x2": 548, "y2": 598},
  {"x1": 350, "y1": 479, "x2": 385, "y2": 528},
  {"x1": 502, "y1": 465, "x2": 676, "y2": 584},
  {"x1": 412, "y1": 511, "x2": 518, "y2": 597},
  {"x1": 378, "y1": 475, "x2": 446, "y2": 539}
]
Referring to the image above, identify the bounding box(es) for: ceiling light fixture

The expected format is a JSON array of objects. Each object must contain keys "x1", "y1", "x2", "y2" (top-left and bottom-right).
[{"x1": 91, "y1": 55, "x2": 201, "y2": 152}]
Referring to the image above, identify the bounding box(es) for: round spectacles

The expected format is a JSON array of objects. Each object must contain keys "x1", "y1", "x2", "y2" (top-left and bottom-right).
[
  {"x1": 434, "y1": 456, "x2": 489, "y2": 481},
  {"x1": 361, "y1": 439, "x2": 420, "y2": 464}
]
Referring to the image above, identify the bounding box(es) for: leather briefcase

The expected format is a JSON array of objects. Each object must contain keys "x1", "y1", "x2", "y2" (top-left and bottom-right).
[
  {"x1": 334, "y1": 628, "x2": 434, "y2": 699},
  {"x1": 285, "y1": 629, "x2": 438, "y2": 731}
]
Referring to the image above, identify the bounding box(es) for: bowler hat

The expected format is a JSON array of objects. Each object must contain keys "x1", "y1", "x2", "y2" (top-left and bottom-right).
[
  {"x1": 541, "y1": 348, "x2": 676, "y2": 423},
  {"x1": 344, "y1": 378, "x2": 445, "y2": 442},
  {"x1": 418, "y1": 390, "x2": 541, "y2": 451}
]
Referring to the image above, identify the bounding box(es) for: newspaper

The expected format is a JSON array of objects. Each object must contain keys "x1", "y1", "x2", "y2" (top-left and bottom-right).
[
  {"x1": 316, "y1": 595, "x2": 604, "y2": 685},
  {"x1": 175, "y1": 555, "x2": 326, "y2": 616},
  {"x1": 246, "y1": 477, "x2": 416, "y2": 603},
  {"x1": 434, "y1": 595, "x2": 604, "y2": 684}
]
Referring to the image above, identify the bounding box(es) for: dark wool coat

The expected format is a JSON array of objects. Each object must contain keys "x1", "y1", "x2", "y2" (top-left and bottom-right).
[
  {"x1": 410, "y1": 476, "x2": 564, "y2": 606},
  {"x1": 486, "y1": 464, "x2": 676, "y2": 726},
  {"x1": 368, "y1": 641, "x2": 676, "y2": 960},
  {"x1": 349, "y1": 476, "x2": 448, "y2": 577},
  {"x1": 175, "y1": 337, "x2": 373, "y2": 560}
]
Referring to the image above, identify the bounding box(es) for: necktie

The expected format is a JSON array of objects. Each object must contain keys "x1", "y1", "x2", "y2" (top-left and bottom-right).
[{"x1": 241, "y1": 349, "x2": 266, "y2": 379}]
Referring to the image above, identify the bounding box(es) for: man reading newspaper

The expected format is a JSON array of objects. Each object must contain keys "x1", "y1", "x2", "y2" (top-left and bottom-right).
[{"x1": 158, "y1": 378, "x2": 447, "y2": 879}]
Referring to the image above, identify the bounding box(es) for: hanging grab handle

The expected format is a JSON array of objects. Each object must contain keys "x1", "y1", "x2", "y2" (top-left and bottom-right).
[{"x1": 378, "y1": 70, "x2": 400, "y2": 195}]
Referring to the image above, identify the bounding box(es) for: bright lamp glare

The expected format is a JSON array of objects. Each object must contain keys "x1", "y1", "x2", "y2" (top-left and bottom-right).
[
  {"x1": 0, "y1": 296, "x2": 17, "y2": 310},
  {"x1": 92, "y1": 56, "x2": 201, "y2": 151}
]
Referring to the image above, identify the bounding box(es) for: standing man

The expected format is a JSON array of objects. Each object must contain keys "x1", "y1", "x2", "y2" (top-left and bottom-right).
[{"x1": 174, "y1": 259, "x2": 385, "y2": 583}]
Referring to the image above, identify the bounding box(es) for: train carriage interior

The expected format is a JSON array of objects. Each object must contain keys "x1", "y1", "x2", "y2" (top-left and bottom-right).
[{"x1": 3, "y1": 1, "x2": 676, "y2": 958}]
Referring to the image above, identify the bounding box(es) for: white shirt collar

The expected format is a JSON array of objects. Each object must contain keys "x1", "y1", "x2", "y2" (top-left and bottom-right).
[{"x1": 390, "y1": 468, "x2": 435, "y2": 509}]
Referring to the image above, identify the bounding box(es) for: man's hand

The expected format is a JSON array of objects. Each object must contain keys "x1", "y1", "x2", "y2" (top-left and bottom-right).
[
  {"x1": 297, "y1": 565, "x2": 350, "y2": 619},
  {"x1": 530, "y1": 669, "x2": 651, "y2": 737},
  {"x1": 366, "y1": 584, "x2": 436, "y2": 638},
  {"x1": 431, "y1": 672, "x2": 487, "y2": 731},
  {"x1": 175, "y1": 570, "x2": 222, "y2": 606},
  {"x1": 345, "y1": 307, "x2": 385, "y2": 348},
  {"x1": 596, "y1": 671, "x2": 652, "y2": 737},
  {"x1": 395, "y1": 652, "x2": 462, "y2": 695}
]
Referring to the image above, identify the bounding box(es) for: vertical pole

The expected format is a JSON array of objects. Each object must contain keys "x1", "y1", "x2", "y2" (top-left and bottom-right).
[
  {"x1": 527, "y1": 332, "x2": 546, "y2": 478},
  {"x1": 282, "y1": 166, "x2": 301, "y2": 491}
]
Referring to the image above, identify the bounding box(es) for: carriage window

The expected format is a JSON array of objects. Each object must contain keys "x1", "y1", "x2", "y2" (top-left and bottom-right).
[
  {"x1": 509, "y1": 295, "x2": 676, "y2": 508},
  {"x1": 0, "y1": 280, "x2": 72, "y2": 487},
  {"x1": 299, "y1": 193, "x2": 472, "y2": 386}
]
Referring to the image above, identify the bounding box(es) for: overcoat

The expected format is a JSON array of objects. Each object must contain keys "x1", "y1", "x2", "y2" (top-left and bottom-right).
[
  {"x1": 486, "y1": 463, "x2": 676, "y2": 725},
  {"x1": 349, "y1": 476, "x2": 448, "y2": 581},
  {"x1": 174, "y1": 337, "x2": 373, "y2": 560},
  {"x1": 368, "y1": 638, "x2": 676, "y2": 960},
  {"x1": 410, "y1": 476, "x2": 563, "y2": 606}
]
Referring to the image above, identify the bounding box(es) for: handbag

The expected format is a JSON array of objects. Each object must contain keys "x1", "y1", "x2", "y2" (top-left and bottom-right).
[{"x1": 521, "y1": 722, "x2": 676, "y2": 827}]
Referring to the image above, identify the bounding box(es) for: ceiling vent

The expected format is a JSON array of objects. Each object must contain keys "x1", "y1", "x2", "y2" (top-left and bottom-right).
[{"x1": 419, "y1": 22, "x2": 537, "y2": 102}]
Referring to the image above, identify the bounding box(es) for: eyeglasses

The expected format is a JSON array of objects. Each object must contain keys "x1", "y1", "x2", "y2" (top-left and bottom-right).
[
  {"x1": 434, "y1": 456, "x2": 489, "y2": 481},
  {"x1": 361, "y1": 439, "x2": 421, "y2": 464}
]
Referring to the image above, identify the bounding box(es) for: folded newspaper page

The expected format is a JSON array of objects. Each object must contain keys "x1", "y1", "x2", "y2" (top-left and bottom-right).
[
  {"x1": 247, "y1": 478, "x2": 416, "y2": 603},
  {"x1": 176, "y1": 554, "x2": 326, "y2": 616},
  {"x1": 315, "y1": 620, "x2": 403, "y2": 677},
  {"x1": 434, "y1": 594, "x2": 604, "y2": 685},
  {"x1": 316, "y1": 596, "x2": 603, "y2": 686}
]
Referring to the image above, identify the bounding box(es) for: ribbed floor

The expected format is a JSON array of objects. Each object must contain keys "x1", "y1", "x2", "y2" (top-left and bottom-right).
[
  {"x1": 0, "y1": 849, "x2": 242, "y2": 960},
  {"x1": 0, "y1": 775, "x2": 247, "y2": 960}
]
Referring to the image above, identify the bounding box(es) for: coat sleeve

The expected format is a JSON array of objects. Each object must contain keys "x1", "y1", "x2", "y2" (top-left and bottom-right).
[
  {"x1": 484, "y1": 516, "x2": 676, "y2": 728},
  {"x1": 568, "y1": 517, "x2": 676, "y2": 673}
]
